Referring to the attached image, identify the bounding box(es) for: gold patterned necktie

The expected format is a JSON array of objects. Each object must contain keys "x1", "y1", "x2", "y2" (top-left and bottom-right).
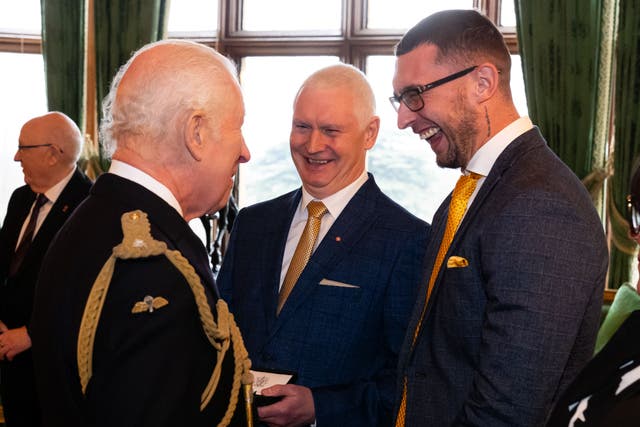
[
  {"x1": 277, "y1": 200, "x2": 328, "y2": 315},
  {"x1": 395, "y1": 172, "x2": 481, "y2": 427}
]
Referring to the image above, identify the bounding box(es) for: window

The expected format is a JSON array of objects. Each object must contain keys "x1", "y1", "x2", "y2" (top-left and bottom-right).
[
  {"x1": 0, "y1": 0, "x2": 522, "y2": 225},
  {"x1": 0, "y1": 0, "x2": 45, "y2": 221},
  {"x1": 168, "y1": 0, "x2": 524, "y2": 222}
]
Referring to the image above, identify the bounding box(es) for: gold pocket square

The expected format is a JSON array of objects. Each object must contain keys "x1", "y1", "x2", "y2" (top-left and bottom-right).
[
  {"x1": 447, "y1": 256, "x2": 469, "y2": 268},
  {"x1": 318, "y1": 279, "x2": 360, "y2": 288},
  {"x1": 132, "y1": 295, "x2": 169, "y2": 313}
]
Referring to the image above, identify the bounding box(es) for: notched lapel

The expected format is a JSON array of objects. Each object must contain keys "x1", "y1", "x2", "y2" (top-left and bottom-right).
[{"x1": 274, "y1": 180, "x2": 379, "y2": 321}]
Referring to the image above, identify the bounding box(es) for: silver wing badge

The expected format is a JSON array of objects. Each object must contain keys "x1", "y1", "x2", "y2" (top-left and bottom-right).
[{"x1": 132, "y1": 295, "x2": 169, "y2": 313}]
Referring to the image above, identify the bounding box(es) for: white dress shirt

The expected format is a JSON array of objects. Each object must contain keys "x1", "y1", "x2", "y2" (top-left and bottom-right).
[
  {"x1": 16, "y1": 167, "x2": 76, "y2": 249},
  {"x1": 279, "y1": 170, "x2": 369, "y2": 291},
  {"x1": 464, "y1": 116, "x2": 534, "y2": 208},
  {"x1": 109, "y1": 159, "x2": 183, "y2": 217}
]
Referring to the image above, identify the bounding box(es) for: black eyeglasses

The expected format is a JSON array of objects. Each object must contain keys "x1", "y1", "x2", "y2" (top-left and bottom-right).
[
  {"x1": 17, "y1": 143, "x2": 64, "y2": 153},
  {"x1": 18, "y1": 144, "x2": 54, "y2": 151},
  {"x1": 389, "y1": 65, "x2": 478, "y2": 112},
  {"x1": 626, "y1": 194, "x2": 640, "y2": 235}
]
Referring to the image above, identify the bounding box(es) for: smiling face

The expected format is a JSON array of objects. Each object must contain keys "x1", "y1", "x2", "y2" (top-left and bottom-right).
[
  {"x1": 392, "y1": 43, "x2": 481, "y2": 170},
  {"x1": 14, "y1": 113, "x2": 74, "y2": 194},
  {"x1": 14, "y1": 134, "x2": 53, "y2": 192},
  {"x1": 289, "y1": 82, "x2": 378, "y2": 199}
]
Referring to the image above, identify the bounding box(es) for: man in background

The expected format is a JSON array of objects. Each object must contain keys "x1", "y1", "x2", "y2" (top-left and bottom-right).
[
  {"x1": 218, "y1": 63, "x2": 429, "y2": 426},
  {"x1": 30, "y1": 40, "x2": 251, "y2": 427},
  {"x1": 0, "y1": 111, "x2": 92, "y2": 427},
  {"x1": 390, "y1": 9, "x2": 608, "y2": 426}
]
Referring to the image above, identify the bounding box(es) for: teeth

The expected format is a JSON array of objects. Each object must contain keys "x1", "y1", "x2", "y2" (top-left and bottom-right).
[
  {"x1": 420, "y1": 127, "x2": 440, "y2": 141},
  {"x1": 308, "y1": 158, "x2": 328, "y2": 164}
]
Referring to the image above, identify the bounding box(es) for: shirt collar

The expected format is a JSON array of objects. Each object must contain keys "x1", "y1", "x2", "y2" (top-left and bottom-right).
[
  {"x1": 43, "y1": 167, "x2": 76, "y2": 204},
  {"x1": 108, "y1": 159, "x2": 184, "y2": 217},
  {"x1": 465, "y1": 116, "x2": 533, "y2": 176},
  {"x1": 298, "y1": 170, "x2": 369, "y2": 219}
]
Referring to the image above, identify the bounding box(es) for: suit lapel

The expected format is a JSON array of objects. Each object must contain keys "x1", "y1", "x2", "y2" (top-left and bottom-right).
[
  {"x1": 451, "y1": 128, "x2": 543, "y2": 249},
  {"x1": 8, "y1": 190, "x2": 36, "y2": 251},
  {"x1": 405, "y1": 129, "x2": 546, "y2": 363},
  {"x1": 274, "y1": 177, "x2": 381, "y2": 322},
  {"x1": 261, "y1": 191, "x2": 301, "y2": 332},
  {"x1": 22, "y1": 170, "x2": 89, "y2": 273}
]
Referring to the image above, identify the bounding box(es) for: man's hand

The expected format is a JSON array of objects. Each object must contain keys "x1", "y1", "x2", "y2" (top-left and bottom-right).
[
  {"x1": 257, "y1": 384, "x2": 315, "y2": 427},
  {"x1": 0, "y1": 326, "x2": 32, "y2": 361}
]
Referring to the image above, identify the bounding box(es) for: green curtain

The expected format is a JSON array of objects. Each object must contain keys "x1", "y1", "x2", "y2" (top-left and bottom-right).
[
  {"x1": 514, "y1": 1, "x2": 603, "y2": 181},
  {"x1": 94, "y1": 0, "x2": 168, "y2": 127},
  {"x1": 608, "y1": 0, "x2": 640, "y2": 288},
  {"x1": 41, "y1": 0, "x2": 86, "y2": 129}
]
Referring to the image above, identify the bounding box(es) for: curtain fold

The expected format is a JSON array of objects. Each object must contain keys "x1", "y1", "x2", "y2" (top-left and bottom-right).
[
  {"x1": 41, "y1": 0, "x2": 86, "y2": 129},
  {"x1": 514, "y1": 1, "x2": 604, "y2": 182},
  {"x1": 515, "y1": 1, "x2": 637, "y2": 289},
  {"x1": 608, "y1": 0, "x2": 640, "y2": 288},
  {"x1": 93, "y1": 0, "x2": 168, "y2": 128}
]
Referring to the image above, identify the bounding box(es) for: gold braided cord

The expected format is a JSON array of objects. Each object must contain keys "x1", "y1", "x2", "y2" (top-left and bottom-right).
[
  {"x1": 77, "y1": 256, "x2": 117, "y2": 393},
  {"x1": 76, "y1": 211, "x2": 253, "y2": 427}
]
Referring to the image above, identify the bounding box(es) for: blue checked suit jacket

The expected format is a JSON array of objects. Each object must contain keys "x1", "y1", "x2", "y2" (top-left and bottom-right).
[
  {"x1": 395, "y1": 128, "x2": 609, "y2": 427},
  {"x1": 218, "y1": 174, "x2": 430, "y2": 426}
]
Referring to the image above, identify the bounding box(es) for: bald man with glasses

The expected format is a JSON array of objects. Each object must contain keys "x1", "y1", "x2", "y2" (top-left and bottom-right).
[{"x1": 0, "y1": 111, "x2": 92, "y2": 427}]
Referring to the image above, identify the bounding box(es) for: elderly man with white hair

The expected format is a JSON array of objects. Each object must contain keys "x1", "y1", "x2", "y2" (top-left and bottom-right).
[{"x1": 31, "y1": 40, "x2": 251, "y2": 427}]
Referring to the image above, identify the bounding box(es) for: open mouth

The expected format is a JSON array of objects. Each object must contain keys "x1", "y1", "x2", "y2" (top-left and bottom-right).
[
  {"x1": 307, "y1": 158, "x2": 330, "y2": 165},
  {"x1": 420, "y1": 126, "x2": 441, "y2": 142}
]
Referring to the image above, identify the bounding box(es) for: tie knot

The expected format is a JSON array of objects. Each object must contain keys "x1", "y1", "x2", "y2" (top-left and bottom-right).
[
  {"x1": 454, "y1": 172, "x2": 482, "y2": 195},
  {"x1": 35, "y1": 193, "x2": 48, "y2": 207},
  {"x1": 459, "y1": 172, "x2": 482, "y2": 184},
  {"x1": 306, "y1": 201, "x2": 328, "y2": 219}
]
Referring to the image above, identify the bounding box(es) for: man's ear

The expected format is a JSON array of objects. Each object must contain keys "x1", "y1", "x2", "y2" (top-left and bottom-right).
[
  {"x1": 184, "y1": 113, "x2": 204, "y2": 161},
  {"x1": 475, "y1": 63, "x2": 500, "y2": 103},
  {"x1": 46, "y1": 146, "x2": 60, "y2": 166},
  {"x1": 364, "y1": 116, "x2": 380, "y2": 150}
]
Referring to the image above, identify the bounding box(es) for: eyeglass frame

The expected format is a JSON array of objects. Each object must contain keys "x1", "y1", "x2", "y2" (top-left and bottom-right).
[
  {"x1": 389, "y1": 65, "x2": 478, "y2": 112},
  {"x1": 626, "y1": 194, "x2": 640, "y2": 235},
  {"x1": 17, "y1": 143, "x2": 64, "y2": 153}
]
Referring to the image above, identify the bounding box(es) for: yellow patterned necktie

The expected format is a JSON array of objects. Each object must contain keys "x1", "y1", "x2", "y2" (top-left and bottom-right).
[
  {"x1": 395, "y1": 172, "x2": 481, "y2": 427},
  {"x1": 277, "y1": 200, "x2": 328, "y2": 315}
]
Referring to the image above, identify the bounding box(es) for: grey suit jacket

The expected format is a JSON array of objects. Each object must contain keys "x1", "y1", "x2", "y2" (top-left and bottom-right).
[{"x1": 396, "y1": 128, "x2": 609, "y2": 427}]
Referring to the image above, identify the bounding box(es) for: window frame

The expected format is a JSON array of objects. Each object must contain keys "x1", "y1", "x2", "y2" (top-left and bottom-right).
[{"x1": 0, "y1": 0, "x2": 518, "y2": 80}]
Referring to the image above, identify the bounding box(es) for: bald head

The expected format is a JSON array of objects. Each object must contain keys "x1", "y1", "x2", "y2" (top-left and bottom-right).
[
  {"x1": 15, "y1": 111, "x2": 83, "y2": 193},
  {"x1": 295, "y1": 63, "x2": 376, "y2": 123},
  {"x1": 21, "y1": 112, "x2": 83, "y2": 164}
]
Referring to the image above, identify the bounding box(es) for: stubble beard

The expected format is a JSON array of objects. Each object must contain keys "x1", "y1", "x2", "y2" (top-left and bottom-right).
[{"x1": 435, "y1": 99, "x2": 479, "y2": 170}]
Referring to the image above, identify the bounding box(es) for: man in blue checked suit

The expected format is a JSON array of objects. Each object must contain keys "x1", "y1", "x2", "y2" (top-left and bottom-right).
[{"x1": 218, "y1": 63, "x2": 429, "y2": 427}]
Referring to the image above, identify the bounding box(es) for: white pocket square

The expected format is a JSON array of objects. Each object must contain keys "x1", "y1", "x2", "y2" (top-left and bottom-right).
[{"x1": 318, "y1": 279, "x2": 360, "y2": 288}]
